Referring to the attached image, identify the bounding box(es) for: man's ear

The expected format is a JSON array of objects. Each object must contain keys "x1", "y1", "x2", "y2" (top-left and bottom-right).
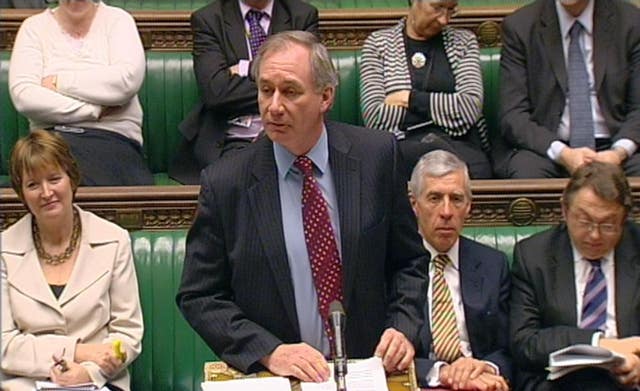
[
  {"x1": 408, "y1": 190, "x2": 418, "y2": 214},
  {"x1": 319, "y1": 86, "x2": 335, "y2": 114}
]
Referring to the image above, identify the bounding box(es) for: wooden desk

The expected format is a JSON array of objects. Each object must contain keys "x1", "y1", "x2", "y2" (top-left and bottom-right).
[{"x1": 204, "y1": 361, "x2": 419, "y2": 391}]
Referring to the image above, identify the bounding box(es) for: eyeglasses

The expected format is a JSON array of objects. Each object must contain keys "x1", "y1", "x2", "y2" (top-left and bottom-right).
[
  {"x1": 432, "y1": 4, "x2": 459, "y2": 18},
  {"x1": 574, "y1": 219, "x2": 619, "y2": 235},
  {"x1": 567, "y1": 209, "x2": 621, "y2": 236}
]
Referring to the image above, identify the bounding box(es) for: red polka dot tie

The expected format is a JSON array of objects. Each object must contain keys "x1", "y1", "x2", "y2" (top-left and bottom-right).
[{"x1": 294, "y1": 155, "x2": 343, "y2": 346}]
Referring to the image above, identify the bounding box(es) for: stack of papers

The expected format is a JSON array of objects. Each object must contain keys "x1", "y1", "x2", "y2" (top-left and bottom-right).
[
  {"x1": 34, "y1": 381, "x2": 108, "y2": 391},
  {"x1": 547, "y1": 344, "x2": 625, "y2": 380}
]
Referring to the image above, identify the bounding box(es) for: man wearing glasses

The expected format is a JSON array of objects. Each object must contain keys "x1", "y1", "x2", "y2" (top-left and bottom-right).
[{"x1": 510, "y1": 161, "x2": 640, "y2": 391}]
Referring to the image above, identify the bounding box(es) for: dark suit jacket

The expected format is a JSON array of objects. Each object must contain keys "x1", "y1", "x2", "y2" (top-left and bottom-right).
[
  {"x1": 415, "y1": 237, "x2": 512, "y2": 387},
  {"x1": 169, "y1": 0, "x2": 318, "y2": 184},
  {"x1": 499, "y1": 0, "x2": 640, "y2": 158},
  {"x1": 176, "y1": 121, "x2": 428, "y2": 373},
  {"x1": 510, "y1": 223, "x2": 640, "y2": 391}
]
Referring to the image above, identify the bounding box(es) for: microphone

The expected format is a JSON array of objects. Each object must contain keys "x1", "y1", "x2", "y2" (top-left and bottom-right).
[{"x1": 329, "y1": 300, "x2": 347, "y2": 391}]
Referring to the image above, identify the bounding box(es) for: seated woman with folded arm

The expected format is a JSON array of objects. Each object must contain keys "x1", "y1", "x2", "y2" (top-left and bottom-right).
[
  {"x1": 360, "y1": 0, "x2": 492, "y2": 178},
  {"x1": 1, "y1": 130, "x2": 143, "y2": 391},
  {"x1": 8, "y1": 0, "x2": 153, "y2": 186}
]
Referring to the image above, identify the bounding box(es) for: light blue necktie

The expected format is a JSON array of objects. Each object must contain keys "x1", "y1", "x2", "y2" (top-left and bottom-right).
[
  {"x1": 567, "y1": 22, "x2": 595, "y2": 149},
  {"x1": 580, "y1": 259, "x2": 607, "y2": 331}
]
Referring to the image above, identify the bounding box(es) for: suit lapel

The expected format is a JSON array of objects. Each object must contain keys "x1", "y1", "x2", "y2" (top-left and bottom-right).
[
  {"x1": 223, "y1": 0, "x2": 249, "y2": 60},
  {"x1": 613, "y1": 225, "x2": 640, "y2": 336},
  {"x1": 459, "y1": 238, "x2": 484, "y2": 312},
  {"x1": 326, "y1": 124, "x2": 361, "y2": 311},
  {"x1": 248, "y1": 139, "x2": 299, "y2": 332},
  {"x1": 551, "y1": 227, "x2": 579, "y2": 325},
  {"x1": 539, "y1": 2, "x2": 568, "y2": 94},
  {"x1": 7, "y1": 250, "x2": 60, "y2": 312},
  {"x1": 58, "y1": 209, "x2": 112, "y2": 306},
  {"x1": 269, "y1": 0, "x2": 291, "y2": 34},
  {"x1": 592, "y1": 0, "x2": 614, "y2": 91}
]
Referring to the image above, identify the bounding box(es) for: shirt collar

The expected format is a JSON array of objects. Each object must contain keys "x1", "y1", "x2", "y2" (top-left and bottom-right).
[
  {"x1": 571, "y1": 244, "x2": 614, "y2": 265},
  {"x1": 239, "y1": 0, "x2": 274, "y2": 20},
  {"x1": 274, "y1": 126, "x2": 329, "y2": 179},
  {"x1": 423, "y1": 237, "x2": 460, "y2": 270},
  {"x1": 555, "y1": 0, "x2": 594, "y2": 38}
]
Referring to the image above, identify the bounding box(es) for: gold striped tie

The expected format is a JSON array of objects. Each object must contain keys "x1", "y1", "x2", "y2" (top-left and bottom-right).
[{"x1": 432, "y1": 254, "x2": 462, "y2": 362}]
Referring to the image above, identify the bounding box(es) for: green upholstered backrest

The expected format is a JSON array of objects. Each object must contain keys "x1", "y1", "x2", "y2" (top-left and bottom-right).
[
  {"x1": 463, "y1": 225, "x2": 551, "y2": 265},
  {"x1": 0, "y1": 51, "x2": 29, "y2": 183},
  {"x1": 139, "y1": 52, "x2": 198, "y2": 174},
  {"x1": 328, "y1": 49, "x2": 364, "y2": 126},
  {"x1": 130, "y1": 230, "x2": 217, "y2": 391},
  {"x1": 479, "y1": 47, "x2": 501, "y2": 146}
]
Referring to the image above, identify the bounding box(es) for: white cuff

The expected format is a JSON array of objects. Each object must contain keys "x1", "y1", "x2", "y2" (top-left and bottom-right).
[
  {"x1": 612, "y1": 139, "x2": 637, "y2": 158},
  {"x1": 238, "y1": 60, "x2": 250, "y2": 77},
  {"x1": 484, "y1": 360, "x2": 500, "y2": 376},
  {"x1": 592, "y1": 331, "x2": 604, "y2": 346},
  {"x1": 426, "y1": 361, "x2": 448, "y2": 387},
  {"x1": 547, "y1": 140, "x2": 568, "y2": 162}
]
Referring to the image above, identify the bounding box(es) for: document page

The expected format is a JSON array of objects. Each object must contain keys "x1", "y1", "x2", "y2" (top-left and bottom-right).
[
  {"x1": 34, "y1": 381, "x2": 108, "y2": 391},
  {"x1": 546, "y1": 344, "x2": 625, "y2": 380},
  {"x1": 300, "y1": 357, "x2": 389, "y2": 391},
  {"x1": 201, "y1": 376, "x2": 291, "y2": 391}
]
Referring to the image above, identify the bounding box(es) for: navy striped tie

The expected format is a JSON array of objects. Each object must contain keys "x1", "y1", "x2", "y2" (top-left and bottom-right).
[
  {"x1": 567, "y1": 22, "x2": 595, "y2": 149},
  {"x1": 580, "y1": 259, "x2": 607, "y2": 331}
]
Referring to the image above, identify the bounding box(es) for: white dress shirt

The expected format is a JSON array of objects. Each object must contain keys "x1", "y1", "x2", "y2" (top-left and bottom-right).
[{"x1": 423, "y1": 239, "x2": 499, "y2": 386}]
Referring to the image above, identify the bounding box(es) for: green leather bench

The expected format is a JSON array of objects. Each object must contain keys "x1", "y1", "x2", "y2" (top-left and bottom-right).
[
  {"x1": 0, "y1": 48, "x2": 502, "y2": 185},
  {"x1": 128, "y1": 224, "x2": 548, "y2": 390}
]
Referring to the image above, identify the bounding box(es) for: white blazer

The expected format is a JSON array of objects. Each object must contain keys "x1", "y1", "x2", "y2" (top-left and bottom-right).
[{"x1": 1, "y1": 206, "x2": 143, "y2": 391}]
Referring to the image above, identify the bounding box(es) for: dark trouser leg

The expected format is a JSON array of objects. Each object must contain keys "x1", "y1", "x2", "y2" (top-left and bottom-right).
[{"x1": 506, "y1": 149, "x2": 567, "y2": 178}]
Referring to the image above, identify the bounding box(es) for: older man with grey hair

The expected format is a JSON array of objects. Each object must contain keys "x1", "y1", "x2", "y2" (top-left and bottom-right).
[
  {"x1": 177, "y1": 31, "x2": 428, "y2": 382},
  {"x1": 409, "y1": 150, "x2": 512, "y2": 390}
]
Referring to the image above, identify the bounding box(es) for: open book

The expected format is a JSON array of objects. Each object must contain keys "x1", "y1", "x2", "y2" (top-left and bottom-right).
[{"x1": 546, "y1": 344, "x2": 625, "y2": 380}]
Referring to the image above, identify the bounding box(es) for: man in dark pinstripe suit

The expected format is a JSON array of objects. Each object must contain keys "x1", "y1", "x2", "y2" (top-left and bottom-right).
[{"x1": 177, "y1": 31, "x2": 428, "y2": 383}]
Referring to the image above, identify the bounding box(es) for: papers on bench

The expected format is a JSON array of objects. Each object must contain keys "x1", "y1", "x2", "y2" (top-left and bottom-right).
[
  {"x1": 200, "y1": 357, "x2": 389, "y2": 391},
  {"x1": 201, "y1": 377, "x2": 291, "y2": 391},
  {"x1": 34, "y1": 381, "x2": 108, "y2": 391},
  {"x1": 546, "y1": 344, "x2": 625, "y2": 380},
  {"x1": 300, "y1": 357, "x2": 388, "y2": 391}
]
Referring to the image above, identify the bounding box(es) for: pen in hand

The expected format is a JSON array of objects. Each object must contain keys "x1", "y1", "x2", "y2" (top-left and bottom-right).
[{"x1": 52, "y1": 348, "x2": 69, "y2": 373}]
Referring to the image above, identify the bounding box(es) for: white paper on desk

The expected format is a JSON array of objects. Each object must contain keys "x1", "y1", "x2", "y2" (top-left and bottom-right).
[
  {"x1": 300, "y1": 356, "x2": 389, "y2": 391},
  {"x1": 201, "y1": 376, "x2": 291, "y2": 391}
]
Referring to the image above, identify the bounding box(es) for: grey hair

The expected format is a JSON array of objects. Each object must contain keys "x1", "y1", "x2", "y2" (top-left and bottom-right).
[
  {"x1": 251, "y1": 31, "x2": 339, "y2": 92},
  {"x1": 408, "y1": 150, "x2": 471, "y2": 197}
]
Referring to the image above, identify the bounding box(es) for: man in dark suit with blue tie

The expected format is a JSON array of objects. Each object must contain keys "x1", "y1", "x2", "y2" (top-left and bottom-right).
[
  {"x1": 176, "y1": 31, "x2": 428, "y2": 382},
  {"x1": 169, "y1": 0, "x2": 318, "y2": 184},
  {"x1": 510, "y1": 161, "x2": 640, "y2": 390},
  {"x1": 408, "y1": 150, "x2": 511, "y2": 390},
  {"x1": 499, "y1": 0, "x2": 640, "y2": 178}
]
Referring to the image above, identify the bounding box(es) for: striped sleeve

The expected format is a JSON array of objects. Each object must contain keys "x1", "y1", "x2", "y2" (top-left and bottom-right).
[{"x1": 429, "y1": 28, "x2": 484, "y2": 137}]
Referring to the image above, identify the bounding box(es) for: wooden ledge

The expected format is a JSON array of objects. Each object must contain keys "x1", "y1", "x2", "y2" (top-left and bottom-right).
[
  {"x1": 4, "y1": 178, "x2": 640, "y2": 231},
  {"x1": 0, "y1": 6, "x2": 516, "y2": 50}
]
